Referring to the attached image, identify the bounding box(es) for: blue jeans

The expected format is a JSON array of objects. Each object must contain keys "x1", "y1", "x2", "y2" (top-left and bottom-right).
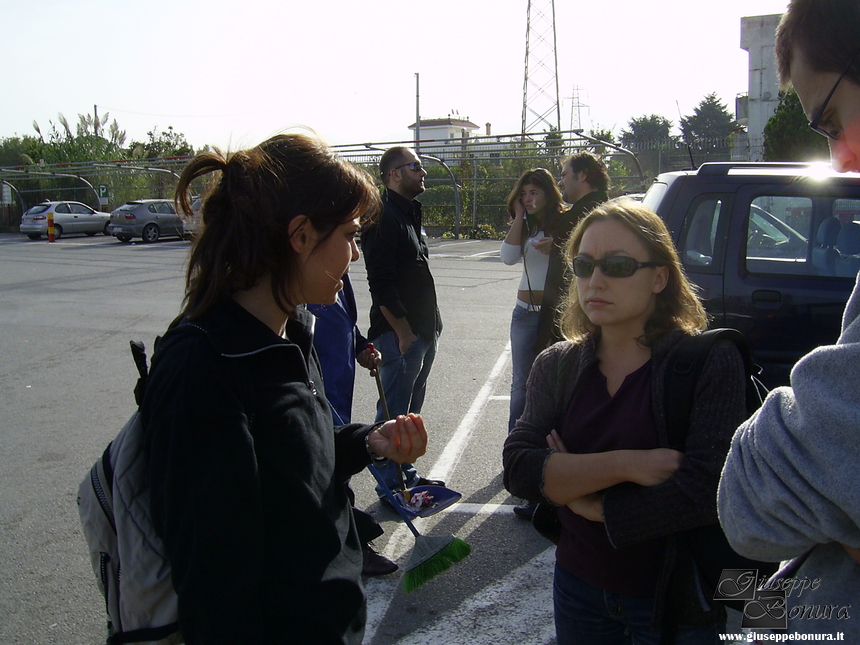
[
  {"x1": 553, "y1": 563, "x2": 724, "y2": 645},
  {"x1": 371, "y1": 330, "x2": 438, "y2": 495},
  {"x1": 509, "y1": 304, "x2": 541, "y2": 432}
]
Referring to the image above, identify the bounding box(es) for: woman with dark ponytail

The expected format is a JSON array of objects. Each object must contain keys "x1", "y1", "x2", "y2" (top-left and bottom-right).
[{"x1": 142, "y1": 134, "x2": 428, "y2": 644}]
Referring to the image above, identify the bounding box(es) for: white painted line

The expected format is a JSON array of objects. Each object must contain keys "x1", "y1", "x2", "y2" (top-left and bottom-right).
[
  {"x1": 466, "y1": 250, "x2": 500, "y2": 258},
  {"x1": 365, "y1": 342, "x2": 514, "y2": 643},
  {"x1": 433, "y1": 502, "x2": 517, "y2": 515},
  {"x1": 390, "y1": 546, "x2": 557, "y2": 645},
  {"x1": 488, "y1": 395, "x2": 510, "y2": 401},
  {"x1": 426, "y1": 341, "x2": 512, "y2": 483}
]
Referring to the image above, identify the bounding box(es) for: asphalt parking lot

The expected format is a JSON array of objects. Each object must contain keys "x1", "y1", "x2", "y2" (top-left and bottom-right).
[{"x1": 0, "y1": 232, "x2": 744, "y2": 644}]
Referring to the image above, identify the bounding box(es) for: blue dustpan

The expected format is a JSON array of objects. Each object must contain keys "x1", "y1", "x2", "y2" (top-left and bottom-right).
[{"x1": 392, "y1": 484, "x2": 462, "y2": 518}]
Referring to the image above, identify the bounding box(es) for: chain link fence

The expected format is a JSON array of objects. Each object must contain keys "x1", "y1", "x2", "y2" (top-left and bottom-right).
[{"x1": 0, "y1": 130, "x2": 760, "y2": 234}]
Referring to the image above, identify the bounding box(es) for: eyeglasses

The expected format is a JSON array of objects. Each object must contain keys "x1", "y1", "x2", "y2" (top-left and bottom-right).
[
  {"x1": 572, "y1": 255, "x2": 662, "y2": 278},
  {"x1": 396, "y1": 161, "x2": 424, "y2": 172},
  {"x1": 808, "y1": 46, "x2": 860, "y2": 140}
]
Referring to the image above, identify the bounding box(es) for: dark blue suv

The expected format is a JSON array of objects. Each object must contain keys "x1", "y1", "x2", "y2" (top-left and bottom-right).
[{"x1": 643, "y1": 162, "x2": 860, "y2": 388}]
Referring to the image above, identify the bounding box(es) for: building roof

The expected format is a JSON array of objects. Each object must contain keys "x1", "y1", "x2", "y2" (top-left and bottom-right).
[{"x1": 408, "y1": 118, "x2": 479, "y2": 130}]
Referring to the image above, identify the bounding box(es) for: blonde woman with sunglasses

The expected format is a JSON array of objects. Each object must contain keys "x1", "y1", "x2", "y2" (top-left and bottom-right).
[{"x1": 504, "y1": 199, "x2": 748, "y2": 644}]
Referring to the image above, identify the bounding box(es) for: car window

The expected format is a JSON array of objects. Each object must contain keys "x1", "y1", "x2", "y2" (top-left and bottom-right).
[
  {"x1": 71, "y1": 203, "x2": 93, "y2": 214},
  {"x1": 148, "y1": 204, "x2": 159, "y2": 213},
  {"x1": 834, "y1": 198, "x2": 860, "y2": 224},
  {"x1": 680, "y1": 196, "x2": 725, "y2": 268},
  {"x1": 156, "y1": 202, "x2": 174, "y2": 214},
  {"x1": 745, "y1": 196, "x2": 813, "y2": 276},
  {"x1": 55, "y1": 203, "x2": 71, "y2": 214},
  {"x1": 28, "y1": 205, "x2": 49, "y2": 214}
]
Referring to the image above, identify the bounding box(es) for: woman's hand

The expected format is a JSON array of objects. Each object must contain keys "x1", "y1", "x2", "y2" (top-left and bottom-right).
[
  {"x1": 624, "y1": 449, "x2": 683, "y2": 487},
  {"x1": 368, "y1": 413, "x2": 427, "y2": 464},
  {"x1": 532, "y1": 236, "x2": 554, "y2": 254},
  {"x1": 547, "y1": 430, "x2": 682, "y2": 487},
  {"x1": 568, "y1": 494, "x2": 604, "y2": 522}
]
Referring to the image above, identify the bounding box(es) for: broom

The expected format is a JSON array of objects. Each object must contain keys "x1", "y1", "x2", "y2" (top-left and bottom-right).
[
  {"x1": 367, "y1": 354, "x2": 471, "y2": 592},
  {"x1": 367, "y1": 463, "x2": 471, "y2": 592}
]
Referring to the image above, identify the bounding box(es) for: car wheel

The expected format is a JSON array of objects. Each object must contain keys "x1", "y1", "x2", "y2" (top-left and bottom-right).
[
  {"x1": 116, "y1": 235, "x2": 132, "y2": 243},
  {"x1": 27, "y1": 233, "x2": 41, "y2": 240},
  {"x1": 52, "y1": 224, "x2": 63, "y2": 239},
  {"x1": 85, "y1": 231, "x2": 97, "y2": 237},
  {"x1": 103, "y1": 223, "x2": 111, "y2": 236},
  {"x1": 142, "y1": 223, "x2": 160, "y2": 243}
]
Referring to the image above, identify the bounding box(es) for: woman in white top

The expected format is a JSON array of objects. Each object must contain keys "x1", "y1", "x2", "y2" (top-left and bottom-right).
[{"x1": 501, "y1": 168, "x2": 567, "y2": 436}]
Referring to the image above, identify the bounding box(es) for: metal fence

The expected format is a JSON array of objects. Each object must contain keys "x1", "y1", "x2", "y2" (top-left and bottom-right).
[{"x1": 0, "y1": 129, "x2": 755, "y2": 235}]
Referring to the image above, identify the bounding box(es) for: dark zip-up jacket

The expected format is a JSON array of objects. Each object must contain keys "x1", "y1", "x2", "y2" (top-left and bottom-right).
[
  {"x1": 142, "y1": 299, "x2": 376, "y2": 644},
  {"x1": 504, "y1": 330, "x2": 747, "y2": 628},
  {"x1": 534, "y1": 190, "x2": 608, "y2": 351}
]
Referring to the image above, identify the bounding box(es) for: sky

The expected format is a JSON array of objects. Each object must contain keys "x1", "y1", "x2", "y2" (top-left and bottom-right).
[{"x1": 0, "y1": 0, "x2": 791, "y2": 153}]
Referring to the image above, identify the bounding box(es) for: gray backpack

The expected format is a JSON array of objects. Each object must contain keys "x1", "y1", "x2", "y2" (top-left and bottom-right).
[{"x1": 77, "y1": 339, "x2": 183, "y2": 645}]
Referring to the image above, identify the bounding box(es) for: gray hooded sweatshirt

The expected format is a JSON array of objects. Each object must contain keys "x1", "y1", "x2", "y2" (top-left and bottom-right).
[{"x1": 719, "y1": 277, "x2": 860, "y2": 638}]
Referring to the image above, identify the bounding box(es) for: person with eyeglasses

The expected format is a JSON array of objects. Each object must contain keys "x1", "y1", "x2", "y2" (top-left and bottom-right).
[
  {"x1": 534, "y1": 153, "x2": 609, "y2": 353},
  {"x1": 504, "y1": 199, "x2": 748, "y2": 644},
  {"x1": 718, "y1": 1, "x2": 860, "y2": 639},
  {"x1": 361, "y1": 146, "x2": 446, "y2": 501}
]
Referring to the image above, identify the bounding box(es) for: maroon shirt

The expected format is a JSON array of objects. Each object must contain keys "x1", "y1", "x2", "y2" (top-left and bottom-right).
[{"x1": 556, "y1": 359, "x2": 666, "y2": 597}]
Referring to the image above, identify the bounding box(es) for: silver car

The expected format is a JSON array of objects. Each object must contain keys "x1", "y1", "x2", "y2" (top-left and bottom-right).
[
  {"x1": 19, "y1": 201, "x2": 111, "y2": 240},
  {"x1": 109, "y1": 199, "x2": 184, "y2": 243}
]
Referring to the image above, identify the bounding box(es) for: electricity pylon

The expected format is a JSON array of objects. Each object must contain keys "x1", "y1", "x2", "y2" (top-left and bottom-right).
[{"x1": 521, "y1": 0, "x2": 561, "y2": 135}]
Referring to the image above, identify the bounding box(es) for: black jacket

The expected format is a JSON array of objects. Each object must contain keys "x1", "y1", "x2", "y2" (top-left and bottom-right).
[
  {"x1": 534, "y1": 190, "x2": 607, "y2": 351},
  {"x1": 362, "y1": 189, "x2": 442, "y2": 340},
  {"x1": 142, "y1": 299, "x2": 375, "y2": 644}
]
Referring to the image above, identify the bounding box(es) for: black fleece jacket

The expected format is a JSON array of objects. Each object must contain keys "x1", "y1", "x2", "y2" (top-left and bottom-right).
[{"x1": 142, "y1": 299, "x2": 375, "y2": 644}]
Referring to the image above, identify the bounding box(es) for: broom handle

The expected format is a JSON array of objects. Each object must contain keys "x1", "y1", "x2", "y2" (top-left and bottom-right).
[
  {"x1": 367, "y1": 464, "x2": 421, "y2": 537},
  {"x1": 369, "y1": 347, "x2": 409, "y2": 496}
]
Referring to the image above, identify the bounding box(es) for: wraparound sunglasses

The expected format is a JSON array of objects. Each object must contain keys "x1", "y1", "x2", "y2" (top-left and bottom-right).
[{"x1": 573, "y1": 255, "x2": 663, "y2": 278}]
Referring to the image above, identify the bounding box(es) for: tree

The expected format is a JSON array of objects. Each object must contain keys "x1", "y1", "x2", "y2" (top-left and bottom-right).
[
  {"x1": 586, "y1": 126, "x2": 615, "y2": 155},
  {"x1": 620, "y1": 115, "x2": 675, "y2": 150},
  {"x1": 128, "y1": 126, "x2": 195, "y2": 159},
  {"x1": 763, "y1": 91, "x2": 830, "y2": 162},
  {"x1": 0, "y1": 136, "x2": 39, "y2": 167},
  {"x1": 680, "y1": 93, "x2": 737, "y2": 144}
]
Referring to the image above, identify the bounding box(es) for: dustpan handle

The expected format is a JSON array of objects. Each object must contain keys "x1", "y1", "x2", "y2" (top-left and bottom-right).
[{"x1": 367, "y1": 464, "x2": 421, "y2": 537}]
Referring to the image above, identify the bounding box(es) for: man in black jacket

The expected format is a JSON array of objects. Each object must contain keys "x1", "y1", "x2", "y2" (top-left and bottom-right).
[
  {"x1": 533, "y1": 152, "x2": 609, "y2": 353},
  {"x1": 361, "y1": 146, "x2": 445, "y2": 498}
]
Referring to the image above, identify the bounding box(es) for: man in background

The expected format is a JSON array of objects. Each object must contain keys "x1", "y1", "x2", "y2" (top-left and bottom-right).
[{"x1": 361, "y1": 146, "x2": 445, "y2": 500}]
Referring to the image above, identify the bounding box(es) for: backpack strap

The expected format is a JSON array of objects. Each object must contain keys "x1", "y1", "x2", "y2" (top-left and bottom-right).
[{"x1": 664, "y1": 328, "x2": 754, "y2": 449}]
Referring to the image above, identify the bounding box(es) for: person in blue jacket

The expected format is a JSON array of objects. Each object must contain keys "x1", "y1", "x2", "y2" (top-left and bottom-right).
[
  {"x1": 308, "y1": 274, "x2": 399, "y2": 576},
  {"x1": 142, "y1": 133, "x2": 428, "y2": 645}
]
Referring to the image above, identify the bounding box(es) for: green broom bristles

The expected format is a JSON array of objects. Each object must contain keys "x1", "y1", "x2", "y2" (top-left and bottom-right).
[{"x1": 401, "y1": 534, "x2": 471, "y2": 593}]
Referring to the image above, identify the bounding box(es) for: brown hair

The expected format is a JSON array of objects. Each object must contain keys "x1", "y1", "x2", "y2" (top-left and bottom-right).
[
  {"x1": 558, "y1": 198, "x2": 708, "y2": 345},
  {"x1": 563, "y1": 152, "x2": 610, "y2": 193},
  {"x1": 505, "y1": 167, "x2": 567, "y2": 236},
  {"x1": 175, "y1": 133, "x2": 380, "y2": 319},
  {"x1": 775, "y1": 0, "x2": 860, "y2": 89}
]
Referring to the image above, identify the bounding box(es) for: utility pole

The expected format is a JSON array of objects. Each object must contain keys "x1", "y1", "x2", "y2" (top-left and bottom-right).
[{"x1": 521, "y1": 0, "x2": 561, "y2": 135}]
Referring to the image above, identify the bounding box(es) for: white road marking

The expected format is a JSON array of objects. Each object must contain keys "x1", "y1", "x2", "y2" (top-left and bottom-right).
[
  {"x1": 365, "y1": 342, "x2": 517, "y2": 642},
  {"x1": 390, "y1": 546, "x2": 557, "y2": 645}
]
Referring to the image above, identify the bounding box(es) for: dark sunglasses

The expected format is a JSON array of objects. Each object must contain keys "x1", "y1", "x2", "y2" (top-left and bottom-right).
[
  {"x1": 572, "y1": 255, "x2": 662, "y2": 278},
  {"x1": 808, "y1": 45, "x2": 860, "y2": 140},
  {"x1": 396, "y1": 161, "x2": 424, "y2": 172}
]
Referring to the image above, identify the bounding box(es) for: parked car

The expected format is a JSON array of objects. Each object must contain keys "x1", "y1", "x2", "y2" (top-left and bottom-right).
[
  {"x1": 181, "y1": 197, "x2": 202, "y2": 239},
  {"x1": 642, "y1": 161, "x2": 860, "y2": 388},
  {"x1": 19, "y1": 201, "x2": 111, "y2": 240},
  {"x1": 108, "y1": 199, "x2": 184, "y2": 243}
]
